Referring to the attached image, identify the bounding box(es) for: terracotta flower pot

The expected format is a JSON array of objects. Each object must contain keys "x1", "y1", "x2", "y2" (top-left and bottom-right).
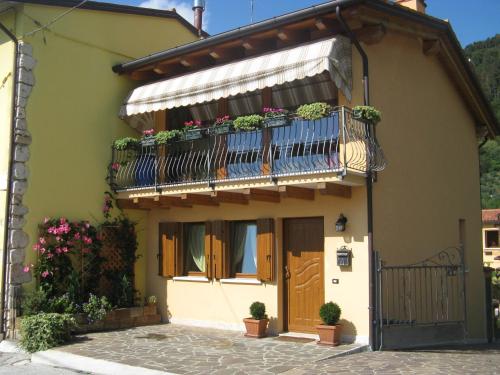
[
  {"x1": 316, "y1": 324, "x2": 341, "y2": 346},
  {"x1": 243, "y1": 318, "x2": 269, "y2": 338}
]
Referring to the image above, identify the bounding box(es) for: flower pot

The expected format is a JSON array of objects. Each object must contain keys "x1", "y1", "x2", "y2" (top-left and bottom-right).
[
  {"x1": 243, "y1": 318, "x2": 269, "y2": 338},
  {"x1": 141, "y1": 137, "x2": 156, "y2": 147},
  {"x1": 316, "y1": 324, "x2": 341, "y2": 346},
  {"x1": 183, "y1": 128, "x2": 204, "y2": 140},
  {"x1": 210, "y1": 123, "x2": 232, "y2": 135},
  {"x1": 264, "y1": 115, "x2": 289, "y2": 128},
  {"x1": 144, "y1": 303, "x2": 157, "y2": 316}
]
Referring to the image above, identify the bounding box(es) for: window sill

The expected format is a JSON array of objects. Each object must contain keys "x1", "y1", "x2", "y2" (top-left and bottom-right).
[
  {"x1": 220, "y1": 278, "x2": 262, "y2": 285},
  {"x1": 172, "y1": 276, "x2": 210, "y2": 282}
]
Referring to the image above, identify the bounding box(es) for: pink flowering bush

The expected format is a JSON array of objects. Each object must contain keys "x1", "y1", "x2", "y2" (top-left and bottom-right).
[
  {"x1": 33, "y1": 217, "x2": 103, "y2": 302},
  {"x1": 263, "y1": 107, "x2": 287, "y2": 118},
  {"x1": 184, "y1": 120, "x2": 202, "y2": 129}
]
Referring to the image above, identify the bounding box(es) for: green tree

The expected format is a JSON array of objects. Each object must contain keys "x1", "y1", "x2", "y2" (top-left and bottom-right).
[{"x1": 464, "y1": 34, "x2": 500, "y2": 208}]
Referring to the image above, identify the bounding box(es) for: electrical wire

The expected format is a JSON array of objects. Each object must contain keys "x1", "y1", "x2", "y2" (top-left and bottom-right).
[{"x1": 23, "y1": 0, "x2": 90, "y2": 37}]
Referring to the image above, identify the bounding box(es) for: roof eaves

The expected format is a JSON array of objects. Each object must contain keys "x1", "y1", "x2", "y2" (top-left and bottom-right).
[{"x1": 12, "y1": 0, "x2": 206, "y2": 38}]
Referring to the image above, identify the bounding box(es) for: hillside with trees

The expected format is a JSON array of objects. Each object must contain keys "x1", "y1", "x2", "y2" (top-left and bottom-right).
[{"x1": 464, "y1": 34, "x2": 500, "y2": 209}]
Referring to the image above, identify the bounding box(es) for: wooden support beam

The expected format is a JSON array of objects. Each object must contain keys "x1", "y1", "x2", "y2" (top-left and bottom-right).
[
  {"x1": 181, "y1": 193, "x2": 219, "y2": 206},
  {"x1": 211, "y1": 191, "x2": 249, "y2": 205},
  {"x1": 318, "y1": 183, "x2": 352, "y2": 198},
  {"x1": 278, "y1": 186, "x2": 315, "y2": 201},
  {"x1": 178, "y1": 56, "x2": 208, "y2": 69},
  {"x1": 209, "y1": 47, "x2": 243, "y2": 62},
  {"x1": 422, "y1": 39, "x2": 441, "y2": 56},
  {"x1": 243, "y1": 189, "x2": 280, "y2": 203},
  {"x1": 159, "y1": 196, "x2": 192, "y2": 208},
  {"x1": 116, "y1": 199, "x2": 148, "y2": 210},
  {"x1": 355, "y1": 24, "x2": 386, "y2": 45},
  {"x1": 241, "y1": 37, "x2": 266, "y2": 51},
  {"x1": 315, "y1": 17, "x2": 335, "y2": 31},
  {"x1": 276, "y1": 28, "x2": 308, "y2": 43},
  {"x1": 130, "y1": 70, "x2": 156, "y2": 81},
  {"x1": 138, "y1": 198, "x2": 161, "y2": 209}
]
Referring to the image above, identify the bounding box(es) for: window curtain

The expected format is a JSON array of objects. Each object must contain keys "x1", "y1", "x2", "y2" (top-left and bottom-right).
[
  {"x1": 188, "y1": 225, "x2": 205, "y2": 272},
  {"x1": 241, "y1": 224, "x2": 257, "y2": 274},
  {"x1": 232, "y1": 223, "x2": 247, "y2": 274}
]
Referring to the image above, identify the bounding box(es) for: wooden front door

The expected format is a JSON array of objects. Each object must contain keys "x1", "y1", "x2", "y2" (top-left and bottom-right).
[{"x1": 284, "y1": 217, "x2": 325, "y2": 333}]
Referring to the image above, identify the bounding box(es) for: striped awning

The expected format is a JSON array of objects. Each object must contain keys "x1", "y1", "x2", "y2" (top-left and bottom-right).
[{"x1": 119, "y1": 36, "x2": 352, "y2": 118}]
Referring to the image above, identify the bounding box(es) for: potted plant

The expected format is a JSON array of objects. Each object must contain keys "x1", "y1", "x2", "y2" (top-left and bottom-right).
[
  {"x1": 182, "y1": 120, "x2": 204, "y2": 140},
  {"x1": 144, "y1": 295, "x2": 157, "y2": 315},
  {"x1": 243, "y1": 301, "x2": 268, "y2": 338},
  {"x1": 113, "y1": 137, "x2": 140, "y2": 151},
  {"x1": 296, "y1": 102, "x2": 332, "y2": 120},
  {"x1": 316, "y1": 302, "x2": 341, "y2": 346},
  {"x1": 211, "y1": 115, "x2": 233, "y2": 134},
  {"x1": 263, "y1": 107, "x2": 289, "y2": 128},
  {"x1": 233, "y1": 114, "x2": 263, "y2": 131},
  {"x1": 352, "y1": 105, "x2": 382, "y2": 125},
  {"x1": 155, "y1": 129, "x2": 182, "y2": 145},
  {"x1": 140, "y1": 128, "x2": 156, "y2": 147}
]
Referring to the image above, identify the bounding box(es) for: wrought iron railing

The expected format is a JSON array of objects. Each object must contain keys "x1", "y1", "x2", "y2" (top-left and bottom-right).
[{"x1": 109, "y1": 107, "x2": 386, "y2": 191}]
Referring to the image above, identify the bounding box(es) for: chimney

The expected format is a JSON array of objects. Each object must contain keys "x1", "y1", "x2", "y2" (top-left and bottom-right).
[
  {"x1": 193, "y1": 0, "x2": 205, "y2": 35},
  {"x1": 394, "y1": 0, "x2": 427, "y2": 13}
]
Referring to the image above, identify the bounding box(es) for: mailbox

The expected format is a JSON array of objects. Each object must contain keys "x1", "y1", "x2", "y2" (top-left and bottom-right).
[{"x1": 337, "y1": 246, "x2": 352, "y2": 267}]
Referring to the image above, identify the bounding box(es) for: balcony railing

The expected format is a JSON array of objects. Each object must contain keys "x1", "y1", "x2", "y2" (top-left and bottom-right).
[{"x1": 109, "y1": 107, "x2": 385, "y2": 191}]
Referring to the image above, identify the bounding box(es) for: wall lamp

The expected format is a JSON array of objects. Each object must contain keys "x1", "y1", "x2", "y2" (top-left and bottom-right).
[{"x1": 335, "y1": 214, "x2": 348, "y2": 232}]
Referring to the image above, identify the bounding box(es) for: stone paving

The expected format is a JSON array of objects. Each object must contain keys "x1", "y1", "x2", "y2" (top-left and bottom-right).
[
  {"x1": 54, "y1": 324, "x2": 500, "y2": 374},
  {"x1": 56, "y1": 324, "x2": 362, "y2": 374},
  {"x1": 286, "y1": 344, "x2": 500, "y2": 374}
]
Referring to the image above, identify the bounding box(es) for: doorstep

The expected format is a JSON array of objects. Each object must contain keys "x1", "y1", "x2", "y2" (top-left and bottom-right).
[{"x1": 279, "y1": 332, "x2": 320, "y2": 340}]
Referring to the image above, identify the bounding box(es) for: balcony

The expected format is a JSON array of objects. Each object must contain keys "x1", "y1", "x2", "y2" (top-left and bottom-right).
[{"x1": 109, "y1": 107, "x2": 385, "y2": 195}]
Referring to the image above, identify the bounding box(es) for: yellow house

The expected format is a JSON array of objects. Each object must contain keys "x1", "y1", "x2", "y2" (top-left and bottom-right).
[
  {"x1": 1, "y1": 0, "x2": 498, "y2": 351},
  {"x1": 0, "y1": 0, "x2": 200, "y2": 337},
  {"x1": 109, "y1": 0, "x2": 498, "y2": 350},
  {"x1": 482, "y1": 209, "x2": 500, "y2": 269}
]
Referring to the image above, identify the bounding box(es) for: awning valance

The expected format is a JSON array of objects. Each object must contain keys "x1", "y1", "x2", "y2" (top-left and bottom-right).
[{"x1": 119, "y1": 36, "x2": 352, "y2": 118}]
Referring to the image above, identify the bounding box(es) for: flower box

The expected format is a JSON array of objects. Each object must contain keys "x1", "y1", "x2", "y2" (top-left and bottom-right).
[
  {"x1": 263, "y1": 115, "x2": 290, "y2": 128},
  {"x1": 183, "y1": 128, "x2": 204, "y2": 140},
  {"x1": 140, "y1": 136, "x2": 156, "y2": 147},
  {"x1": 210, "y1": 123, "x2": 232, "y2": 135}
]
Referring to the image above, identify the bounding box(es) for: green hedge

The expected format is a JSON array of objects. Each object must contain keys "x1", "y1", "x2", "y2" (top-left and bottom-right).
[{"x1": 20, "y1": 313, "x2": 76, "y2": 353}]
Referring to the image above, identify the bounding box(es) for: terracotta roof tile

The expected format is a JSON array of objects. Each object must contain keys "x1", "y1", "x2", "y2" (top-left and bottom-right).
[{"x1": 482, "y1": 209, "x2": 500, "y2": 224}]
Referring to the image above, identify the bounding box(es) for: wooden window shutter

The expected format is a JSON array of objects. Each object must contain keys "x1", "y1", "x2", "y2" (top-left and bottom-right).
[
  {"x1": 211, "y1": 220, "x2": 230, "y2": 279},
  {"x1": 159, "y1": 222, "x2": 182, "y2": 278},
  {"x1": 257, "y1": 218, "x2": 275, "y2": 282},
  {"x1": 204, "y1": 222, "x2": 212, "y2": 279}
]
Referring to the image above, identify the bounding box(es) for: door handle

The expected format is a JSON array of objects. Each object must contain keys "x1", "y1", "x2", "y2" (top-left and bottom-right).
[{"x1": 284, "y1": 265, "x2": 291, "y2": 279}]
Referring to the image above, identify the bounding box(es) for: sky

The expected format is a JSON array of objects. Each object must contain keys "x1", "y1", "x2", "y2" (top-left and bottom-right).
[{"x1": 114, "y1": 0, "x2": 499, "y2": 47}]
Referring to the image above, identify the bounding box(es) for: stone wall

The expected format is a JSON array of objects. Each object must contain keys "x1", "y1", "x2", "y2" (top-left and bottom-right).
[{"x1": 4, "y1": 41, "x2": 35, "y2": 337}]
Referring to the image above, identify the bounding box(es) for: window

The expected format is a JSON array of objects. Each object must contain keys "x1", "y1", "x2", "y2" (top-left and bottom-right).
[
  {"x1": 183, "y1": 223, "x2": 206, "y2": 275},
  {"x1": 159, "y1": 219, "x2": 275, "y2": 282},
  {"x1": 230, "y1": 221, "x2": 257, "y2": 277},
  {"x1": 485, "y1": 229, "x2": 499, "y2": 249}
]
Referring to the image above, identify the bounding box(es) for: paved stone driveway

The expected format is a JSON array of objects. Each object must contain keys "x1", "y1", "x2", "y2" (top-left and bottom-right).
[
  {"x1": 56, "y1": 324, "x2": 500, "y2": 374},
  {"x1": 286, "y1": 345, "x2": 500, "y2": 374},
  {"x1": 57, "y1": 324, "x2": 361, "y2": 374}
]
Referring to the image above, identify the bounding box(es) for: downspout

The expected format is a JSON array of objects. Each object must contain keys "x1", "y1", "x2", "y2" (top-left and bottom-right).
[
  {"x1": 478, "y1": 135, "x2": 488, "y2": 149},
  {"x1": 336, "y1": 6, "x2": 376, "y2": 351},
  {"x1": 0, "y1": 19, "x2": 18, "y2": 339}
]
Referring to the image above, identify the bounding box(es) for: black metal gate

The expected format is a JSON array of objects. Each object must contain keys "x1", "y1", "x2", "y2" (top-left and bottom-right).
[{"x1": 375, "y1": 246, "x2": 467, "y2": 349}]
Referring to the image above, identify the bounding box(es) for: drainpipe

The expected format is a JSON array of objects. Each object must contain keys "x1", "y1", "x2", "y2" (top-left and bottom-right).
[
  {"x1": 336, "y1": 6, "x2": 376, "y2": 351},
  {"x1": 0, "y1": 19, "x2": 18, "y2": 339}
]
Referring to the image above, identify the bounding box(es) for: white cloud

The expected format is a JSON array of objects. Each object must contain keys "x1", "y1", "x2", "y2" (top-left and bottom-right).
[{"x1": 139, "y1": 0, "x2": 210, "y2": 31}]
